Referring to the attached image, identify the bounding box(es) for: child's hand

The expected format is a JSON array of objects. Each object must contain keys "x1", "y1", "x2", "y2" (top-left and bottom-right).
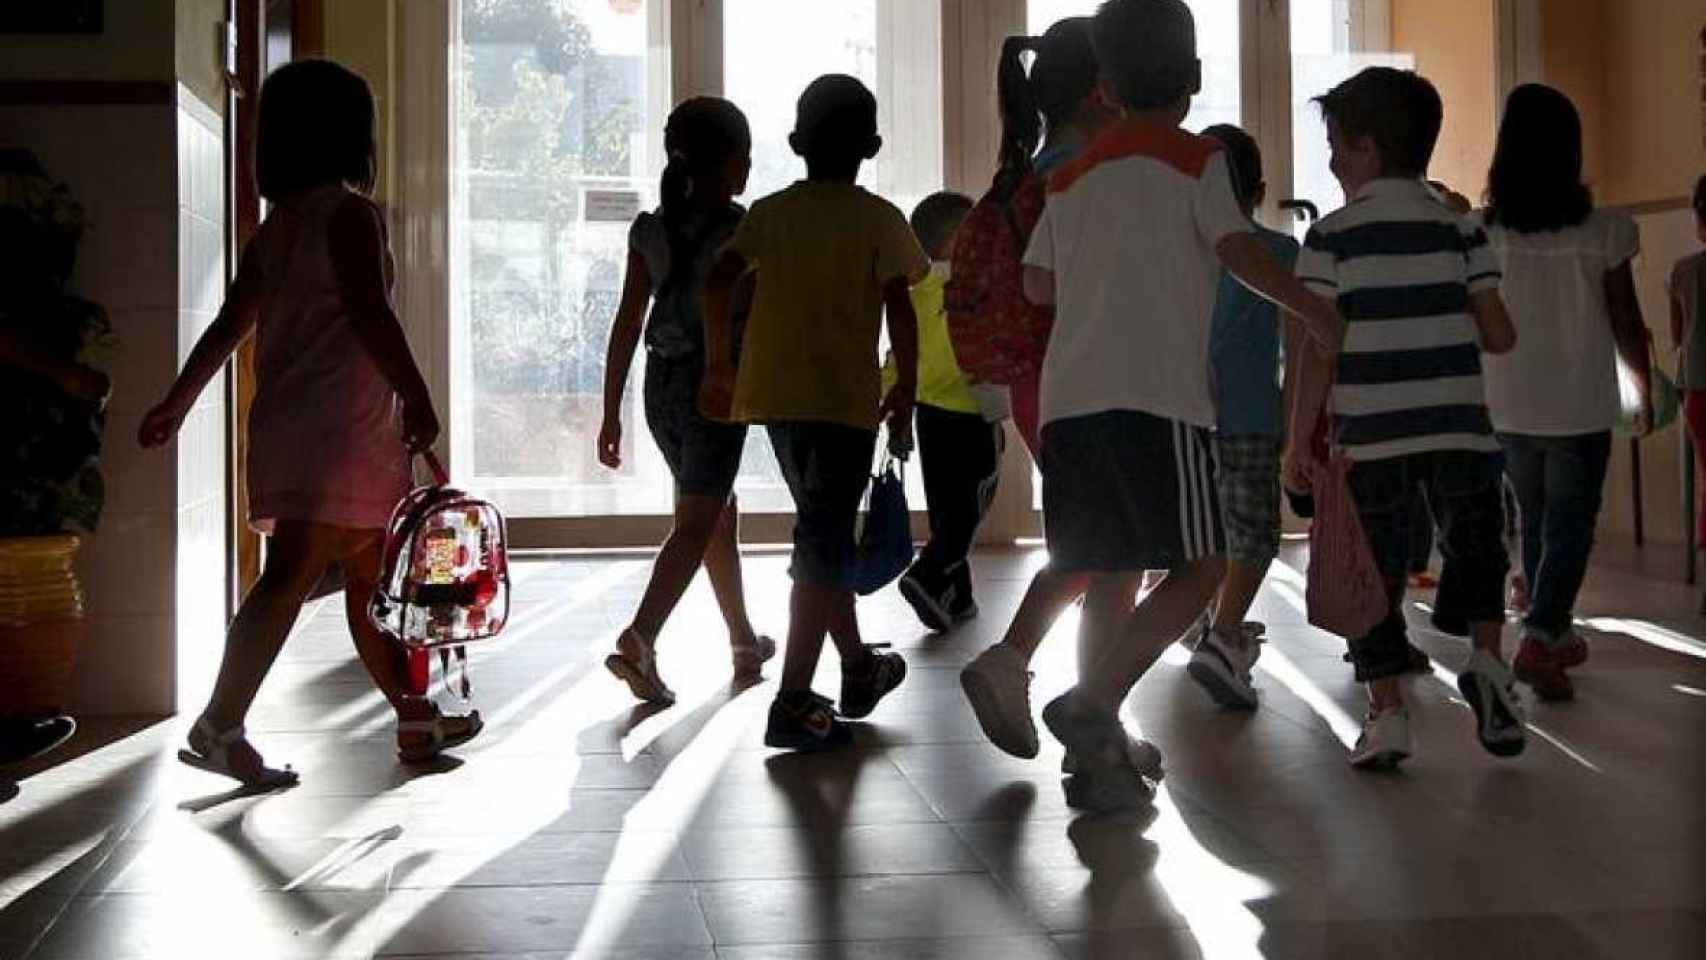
[
  {"x1": 401, "y1": 393, "x2": 441, "y2": 452},
  {"x1": 1631, "y1": 391, "x2": 1655, "y2": 438},
  {"x1": 597, "y1": 415, "x2": 623, "y2": 469},
  {"x1": 1282, "y1": 443, "x2": 1315, "y2": 495},
  {"x1": 138, "y1": 399, "x2": 187, "y2": 448},
  {"x1": 878, "y1": 381, "x2": 915, "y2": 456},
  {"x1": 699, "y1": 364, "x2": 735, "y2": 422}
]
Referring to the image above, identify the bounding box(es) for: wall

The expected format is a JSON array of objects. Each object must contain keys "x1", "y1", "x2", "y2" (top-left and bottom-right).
[
  {"x1": 0, "y1": 3, "x2": 230, "y2": 715},
  {"x1": 324, "y1": 0, "x2": 398, "y2": 208},
  {"x1": 1538, "y1": 0, "x2": 1607, "y2": 187},
  {"x1": 176, "y1": 0, "x2": 230, "y2": 116},
  {"x1": 1600, "y1": 0, "x2": 1705, "y2": 206},
  {"x1": 1391, "y1": 0, "x2": 1497, "y2": 195}
]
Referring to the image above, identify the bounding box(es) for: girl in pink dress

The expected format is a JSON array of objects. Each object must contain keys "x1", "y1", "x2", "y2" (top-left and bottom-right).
[{"x1": 141, "y1": 61, "x2": 479, "y2": 787}]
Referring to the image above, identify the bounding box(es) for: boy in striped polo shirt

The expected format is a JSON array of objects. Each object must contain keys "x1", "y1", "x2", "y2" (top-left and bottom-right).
[{"x1": 1287, "y1": 67, "x2": 1523, "y2": 769}]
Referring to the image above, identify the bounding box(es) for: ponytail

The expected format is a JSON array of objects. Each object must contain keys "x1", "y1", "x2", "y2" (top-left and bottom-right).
[
  {"x1": 993, "y1": 35, "x2": 1041, "y2": 203},
  {"x1": 656, "y1": 97, "x2": 751, "y2": 293}
]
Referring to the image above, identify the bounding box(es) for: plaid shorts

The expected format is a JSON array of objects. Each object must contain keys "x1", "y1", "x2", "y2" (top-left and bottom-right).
[{"x1": 1214, "y1": 434, "x2": 1281, "y2": 566}]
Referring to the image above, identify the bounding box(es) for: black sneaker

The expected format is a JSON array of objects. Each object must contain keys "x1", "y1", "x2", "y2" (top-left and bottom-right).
[
  {"x1": 839, "y1": 645, "x2": 907, "y2": 719},
  {"x1": 898, "y1": 564, "x2": 953, "y2": 633},
  {"x1": 764, "y1": 691, "x2": 852, "y2": 752},
  {"x1": 945, "y1": 564, "x2": 978, "y2": 624}
]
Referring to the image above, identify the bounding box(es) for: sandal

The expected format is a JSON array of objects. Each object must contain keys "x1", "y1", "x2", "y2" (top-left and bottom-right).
[
  {"x1": 397, "y1": 703, "x2": 484, "y2": 764},
  {"x1": 731, "y1": 633, "x2": 778, "y2": 679},
  {"x1": 605, "y1": 628, "x2": 676, "y2": 705},
  {"x1": 177, "y1": 719, "x2": 299, "y2": 789}
]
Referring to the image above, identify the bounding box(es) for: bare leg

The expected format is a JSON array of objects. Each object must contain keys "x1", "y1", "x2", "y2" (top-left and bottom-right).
[
  {"x1": 1082, "y1": 556, "x2": 1225, "y2": 712},
  {"x1": 826, "y1": 590, "x2": 867, "y2": 665},
  {"x1": 1001, "y1": 566, "x2": 1087, "y2": 661},
  {"x1": 701, "y1": 495, "x2": 758, "y2": 644},
  {"x1": 1469, "y1": 619, "x2": 1504, "y2": 658},
  {"x1": 1210, "y1": 557, "x2": 1270, "y2": 634},
  {"x1": 628, "y1": 492, "x2": 727, "y2": 641},
  {"x1": 340, "y1": 532, "x2": 429, "y2": 720},
  {"x1": 1078, "y1": 572, "x2": 1141, "y2": 685},
  {"x1": 779, "y1": 581, "x2": 838, "y2": 692},
  {"x1": 199, "y1": 522, "x2": 333, "y2": 733}
]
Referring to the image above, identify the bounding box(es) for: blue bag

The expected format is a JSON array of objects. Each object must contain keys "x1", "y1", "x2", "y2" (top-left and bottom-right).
[{"x1": 852, "y1": 453, "x2": 914, "y2": 596}]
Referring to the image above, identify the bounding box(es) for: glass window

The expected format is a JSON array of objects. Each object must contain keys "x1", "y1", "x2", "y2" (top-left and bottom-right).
[
  {"x1": 723, "y1": 0, "x2": 946, "y2": 510},
  {"x1": 1026, "y1": 0, "x2": 1239, "y2": 133},
  {"x1": 453, "y1": 0, "x2": 672, "y2": 517},
  {"x1": 1289, "y1": 1, "x2": 1414, "y2": 231}
]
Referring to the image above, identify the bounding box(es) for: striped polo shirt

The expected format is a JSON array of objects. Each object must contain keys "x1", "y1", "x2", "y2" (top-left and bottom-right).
[{"x1": 1296, "y1": 178, "x2": 1502, "y2": 461}]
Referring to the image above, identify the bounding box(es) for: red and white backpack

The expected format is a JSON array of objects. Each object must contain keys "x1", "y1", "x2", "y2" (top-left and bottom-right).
[
  {"x1": 370, "y1": 452, "x2": 510, "y2": 698},
  {"x1": 944, "y1": 172, "x2": 1054, "y2": 386}
]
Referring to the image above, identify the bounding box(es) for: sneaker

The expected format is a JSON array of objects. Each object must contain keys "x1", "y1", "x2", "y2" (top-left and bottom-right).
[
  {"x1": 605, "y1": 628, "x2": 675, "y2": 705},
  {"x1": 1407, "y1": 571, "x2": 1439, "y2": 590},
  {"x1": 840, "y1": 645, "x2": 907, "y2": 719},
  {"x1": 1457, "y1": 649, "x2": 1527, "y2": 757},
  {"x1": 1347, "y1": 707, "x2": 1411, "y2": 770},
  {"x1": 960, "y1": 643, "x2": 1039, "y2": 759},
  {"x1": 1513, "y1": 630, "x2": 1575, "y2": 702},
  {"x1": 898, "y1": 564, "x2": 953, "y2": 633},
  {"x1": 1187, "y1": 624, "x2": 1262, "y2": 710},
  {"x1": 1041, "y1": 691, "x2": 1148, "y2": 813},
  {"x1": 945, "y1": 564, "x2": 979, "y2": 624},
  {"x1": 1556, "y1": 630, "x2": 1589, "y2": 669},
  {"x1": 1063, "y1": 732, "x2": 1164, "y2": 782},
  {"x1": 765, "y1": 691, "x2": 852, "y2": 752}
]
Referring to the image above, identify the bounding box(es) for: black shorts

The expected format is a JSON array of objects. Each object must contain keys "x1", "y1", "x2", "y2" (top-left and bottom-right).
[
  {"x1": 768, "y1": 421, "x2": 876, "y2": 591},
  {"x1": 643, "y1": 354, "x2": 748, "y2": 498},
  {"x1": 1040, "y1": 410, "x2": 1224, "y2": 573}
]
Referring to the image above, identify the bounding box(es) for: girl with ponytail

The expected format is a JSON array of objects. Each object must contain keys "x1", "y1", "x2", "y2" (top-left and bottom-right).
[
  {"x1": 597, "y1": 96, "x2": 774, "y2": 704},
  {"x1": 959, "y1": 19, "x2": 1155, "y2": 771}
]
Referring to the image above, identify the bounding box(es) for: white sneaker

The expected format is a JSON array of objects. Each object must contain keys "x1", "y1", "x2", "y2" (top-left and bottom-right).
[
  {"x1": 1187, "y1": 624, "x2": 1262, "y2": 710},
  {"x1": 960, "y1": 643, "x2": 1039, "y2": 759},
  {"x1": 1063, "y1": 732, "x2": 1164, "y2": 781},
  {"x1": 1458, "y1": 649, "x2": 1526, "y2": 758},
  {"x1": 1347, "y1": 707, "x2": 1411, "y2": 769}
]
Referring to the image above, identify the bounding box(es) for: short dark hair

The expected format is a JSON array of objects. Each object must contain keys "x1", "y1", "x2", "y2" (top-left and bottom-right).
[
  {"x1": 1201, "y1": 124, "x2": 1262, "y2": 210},
  {"x1": 792, "y1": 74, "x2": 878, "y2": 168},
  {"x1": 1484, "y1": 84, "x2": 1592, "y2": 233},
  {"x1": 1694, "y1": 173, "x2": 1706, "y2": 224},
  {"x1": 910, "y1": 192, "x2": 974, "y2": 259},
  {"x1": 256, "y1": 60, "x2": 377, "y2": 202},
  {"x1": 1313, "y1": 66, "x2": 1442, "y2": 179},
  {"x1": 1091, "y1": 0, "x2": 1200, "y2": 111}
]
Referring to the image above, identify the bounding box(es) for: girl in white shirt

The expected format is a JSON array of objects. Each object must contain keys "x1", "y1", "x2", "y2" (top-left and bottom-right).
[{"x1": 1479, "y1": 83, "x2": 1653, "y2": 703}]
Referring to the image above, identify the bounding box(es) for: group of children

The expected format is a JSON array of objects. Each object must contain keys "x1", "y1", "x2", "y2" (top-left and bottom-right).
[{"x1": 142, "y1": 0, "x2": 1693, "y2": 813}]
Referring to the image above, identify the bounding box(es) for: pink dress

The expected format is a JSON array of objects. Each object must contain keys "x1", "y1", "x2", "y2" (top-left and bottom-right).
[{"x1": 247, "y1": 185, "x2": 411, "y2": 533}]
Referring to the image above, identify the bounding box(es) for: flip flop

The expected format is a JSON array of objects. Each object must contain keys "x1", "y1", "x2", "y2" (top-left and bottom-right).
[{"x1": 177, "y1": 720, "x2": 298, "y2": 789}]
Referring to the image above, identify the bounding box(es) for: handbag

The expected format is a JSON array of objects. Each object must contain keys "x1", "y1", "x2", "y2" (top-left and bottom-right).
[
  {"x1": 1305, "y1": 452, "x2": 1391, "y2": 640},
  {"x1": 852, "y1": 450, "x2": 914, "y2": 596}
]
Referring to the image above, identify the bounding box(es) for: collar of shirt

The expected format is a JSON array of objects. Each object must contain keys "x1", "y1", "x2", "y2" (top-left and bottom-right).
[{"x1": 1349, "y1": 177, "x2": 1431, "y2": 205}]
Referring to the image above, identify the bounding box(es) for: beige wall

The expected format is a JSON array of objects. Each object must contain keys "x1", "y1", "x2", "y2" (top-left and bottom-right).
[
  {"x1": 175, "y1": 0, "x2": 229, "y2": 115},
  {"x1": 1540, "y1": 0, "x2": 1608, "y2": 188},
  {"x1": 0, "y1": 0, "x2": 174, "y2": 83},
  {"x1": 324, "y1": 0, "x2": 399, "y2": 208},
  {"x1": 1392, "y1": 0, "x2": 1497, "y2": 196},
  {"x1": 1599, "y1": 0, "x2": 1706, "y2": 206}
]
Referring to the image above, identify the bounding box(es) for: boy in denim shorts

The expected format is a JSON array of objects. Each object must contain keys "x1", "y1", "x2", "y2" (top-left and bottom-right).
[
  {"x1": 1288, "y1": 67, "x2": 1523, "y2": 769},
  {"x1": 1022, "y1": 0, "x2": 1339, "y2": 811},
  {"x1": 702, "y1": 75, "x2": 929, "y2": 751}
]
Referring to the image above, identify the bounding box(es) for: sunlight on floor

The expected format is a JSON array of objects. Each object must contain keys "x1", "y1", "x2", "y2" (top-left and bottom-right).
[
  {"x1": 1579, "y1": 617, "x2": 1706, "y2": 660},
  {"x1": 1149, "y1": 786, "x2": 1273, "y2": 958}
]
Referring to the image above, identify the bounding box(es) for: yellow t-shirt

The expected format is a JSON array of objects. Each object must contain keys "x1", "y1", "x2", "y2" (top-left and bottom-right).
[
  {"x1": 728, "y1": 181, "x2": 930, "y2": 431},
  {"x1": 882, "y1": 264, "x2": 980, "y2": 415}
]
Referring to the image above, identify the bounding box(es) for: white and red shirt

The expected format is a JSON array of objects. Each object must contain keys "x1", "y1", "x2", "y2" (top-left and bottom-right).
[{"x1": 1022, "y1": 120, "x2": 1252, "y2": 429}]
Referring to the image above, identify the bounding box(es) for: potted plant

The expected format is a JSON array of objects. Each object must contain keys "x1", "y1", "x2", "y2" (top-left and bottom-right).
[{"x1": 0, "y1": 148, "x2": 113, "y2": 724}]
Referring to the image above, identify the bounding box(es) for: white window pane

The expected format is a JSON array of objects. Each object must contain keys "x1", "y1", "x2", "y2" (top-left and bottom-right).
[
  {"x1": 453, "y1": 0, "x2": 673, "y2": 517},
  {"x1": 1289, "y1": 1, "x2": 1414, "y2": 234},
  {"x1": 1025, "y1": 0, "x2": 1239, "y2": 133},
  {"x1": 724, "y1": 0, "x2": 945, "y2": 511}
]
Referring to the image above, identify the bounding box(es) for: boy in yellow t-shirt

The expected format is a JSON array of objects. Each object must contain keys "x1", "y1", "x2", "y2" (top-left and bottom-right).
[
  {"x1": 885, "y1": 192, "x2": 1008, "y2": 633},
  {"x1": 702, "y1": 74, "x2": 930, "y2": 751}
]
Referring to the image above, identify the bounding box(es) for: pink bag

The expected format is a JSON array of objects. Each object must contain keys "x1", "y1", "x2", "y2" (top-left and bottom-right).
[{"x1": 1305, "y1": 454, "x2": 1390, "y2": 640}]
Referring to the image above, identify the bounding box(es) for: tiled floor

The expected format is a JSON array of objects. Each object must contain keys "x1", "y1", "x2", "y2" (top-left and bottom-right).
[{"x1": 3, "y1": 543, "x2": 1704, "y2": 959}]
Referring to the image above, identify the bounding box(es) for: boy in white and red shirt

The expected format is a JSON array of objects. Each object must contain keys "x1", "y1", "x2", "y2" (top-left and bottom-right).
[{"x1": 1021, "y1": 0, "x2": 1338, "y2": 812}]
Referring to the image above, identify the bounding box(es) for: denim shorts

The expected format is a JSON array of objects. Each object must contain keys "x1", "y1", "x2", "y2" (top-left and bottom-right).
[
  {"x1": 643, "y1": 354, "x2": 749, "y2": 499},
  {"x1": 768, "y1": 421, "x2": 876, "y2": 590}
]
